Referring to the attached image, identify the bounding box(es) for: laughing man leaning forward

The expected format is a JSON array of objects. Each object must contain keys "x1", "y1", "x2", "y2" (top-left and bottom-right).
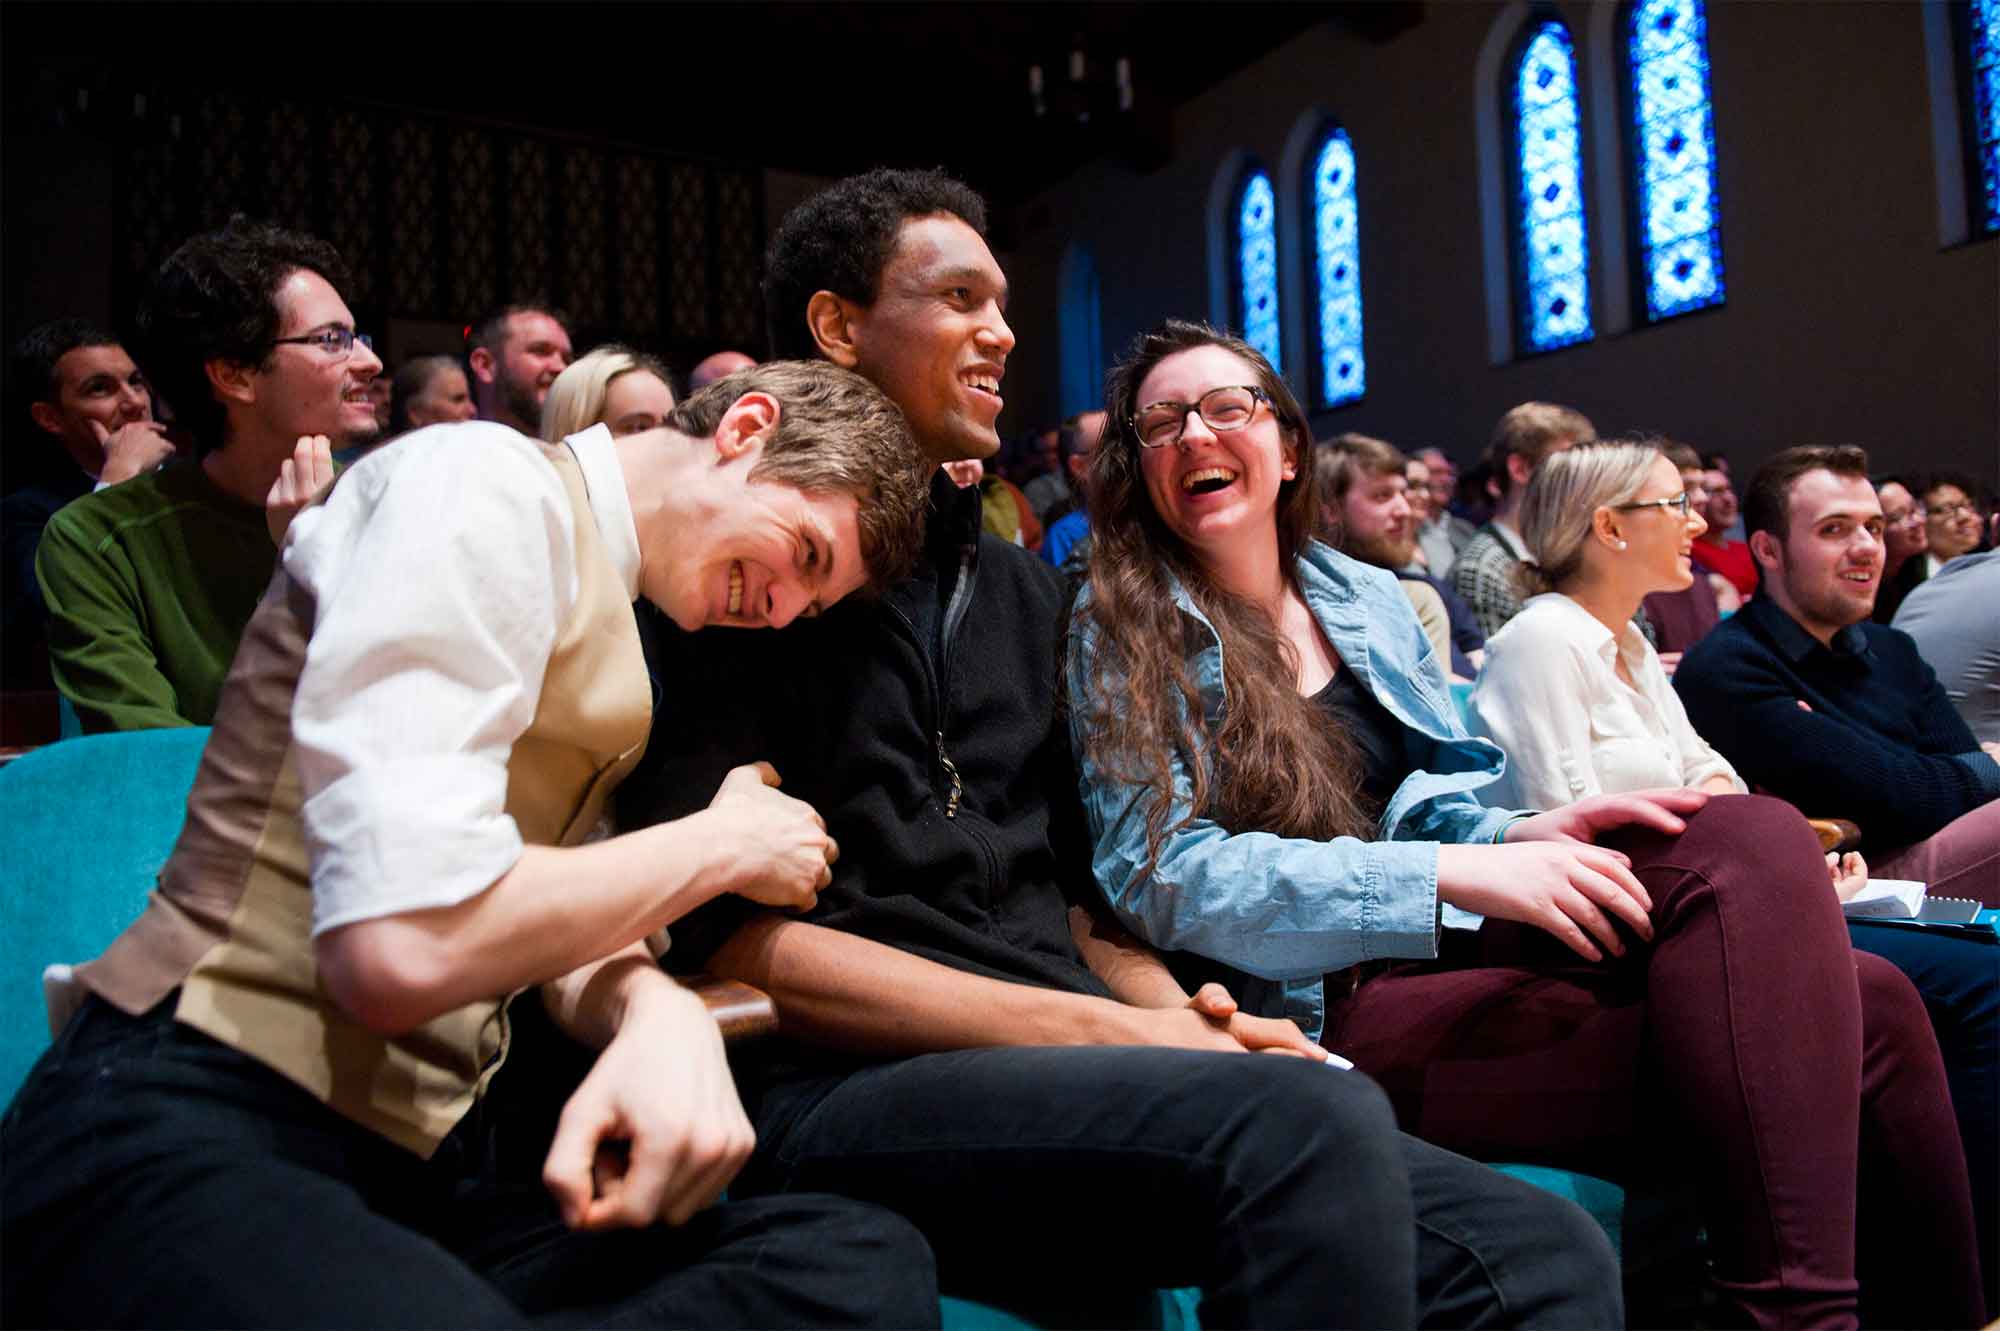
[
  {"x1": 616, "y1": 167, "x2": 1622, "y2": 1329},
  {"x1": 1, "y1": 362, "x2": 943, "y2": 1328}
]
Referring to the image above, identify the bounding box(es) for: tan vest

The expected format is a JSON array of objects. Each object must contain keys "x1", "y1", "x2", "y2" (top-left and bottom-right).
[{"x1": 77, "y1": 443, "x2": 652, "y2": 1157}]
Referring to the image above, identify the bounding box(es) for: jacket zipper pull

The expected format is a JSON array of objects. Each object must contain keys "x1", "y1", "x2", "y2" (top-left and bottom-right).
[{"x1": 937, "y1": 732, "x2": 962, "y2": 819}]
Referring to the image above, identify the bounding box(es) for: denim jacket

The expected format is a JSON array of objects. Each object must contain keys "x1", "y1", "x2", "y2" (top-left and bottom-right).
[{"x1": 1066, "y1": 541, "x2": 1524, "y2": 1039}]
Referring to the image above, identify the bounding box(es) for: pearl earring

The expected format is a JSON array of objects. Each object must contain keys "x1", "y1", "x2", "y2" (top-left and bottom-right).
[{"x1": 1615, "y1": 539, "x2": 1628, "y2": 550}]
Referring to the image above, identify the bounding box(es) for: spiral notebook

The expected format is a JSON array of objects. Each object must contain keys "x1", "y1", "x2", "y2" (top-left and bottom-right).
[{"x1": 1843, "y1": 879, "x2": 1995, "y2": 941}]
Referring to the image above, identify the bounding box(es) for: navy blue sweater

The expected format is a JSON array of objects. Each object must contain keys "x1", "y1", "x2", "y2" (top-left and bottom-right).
[{"x1": 1675, "y1": 595, "x2": 2000, "y2": 851}]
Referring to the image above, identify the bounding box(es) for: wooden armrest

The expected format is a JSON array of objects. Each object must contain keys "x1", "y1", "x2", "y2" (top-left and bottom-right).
[
  {"x1": 1805, "y1": 818, "x2": 1862, "y2": 854},
  {"x1": 685, "y1": 973, "x2": 777, "y2": 1041}
]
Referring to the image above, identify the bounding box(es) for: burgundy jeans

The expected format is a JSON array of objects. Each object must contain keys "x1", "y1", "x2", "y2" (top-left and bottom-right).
[
  {"x1": 1324, "y1": 795, "x2": 1982, "y2": 1331},
  {"x1": 1870, "y1": 799, "x2": 2000, "y2": 905}
]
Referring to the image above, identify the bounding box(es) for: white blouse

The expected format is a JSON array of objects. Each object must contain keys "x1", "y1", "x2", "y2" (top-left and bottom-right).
[{"x1": 1468, "y1": 592, "x2": 1745, "y2": 809}]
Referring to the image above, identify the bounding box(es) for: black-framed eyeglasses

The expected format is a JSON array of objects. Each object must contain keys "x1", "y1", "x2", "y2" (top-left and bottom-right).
[
  {"x1": 1131, "y1": 385, "x2": 1271, "y2": 449},
  {"x1": 271, "y1": 327, "x2": 374, "y2": 358},
  {"x1": 1614, "y1": 492, "x2": 1695, "y2": 519}
]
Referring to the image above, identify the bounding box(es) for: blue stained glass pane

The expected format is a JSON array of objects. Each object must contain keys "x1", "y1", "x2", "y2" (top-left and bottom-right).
[
  {"x1": 1312, "y1": 129, "x2": 1365, "y2": 406},
  {"x1": 1629, "y1": 0, "x2": 1727, "y2": 318},
  {"x1": 1973, "y1": 0, "x2": 2000, "y2": 232},
  {"x1": 1237, "y1": 171, "x2": 1281, "y2": 371},
  {"x1": 1513, "y1": 22, "x2": 1593, "y2": 350}
]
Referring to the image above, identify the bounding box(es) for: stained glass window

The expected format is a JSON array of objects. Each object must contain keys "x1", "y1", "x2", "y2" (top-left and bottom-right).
[
  {"x1": 1628, "y1": 0, "x2": 1726, "y2": 318},
  {"x1": 1972, "y1": 0, "x2": 2000, "y2": 232},
  {"x1": 1311, "y1": 128, "x2": 1365, "y2": 407},
  {"x1": 1237, "y1": 169, "x2": 1281, "y2": 370},
  {"x1": 1513, "y1": 20, "x2": 1593, "y2": 351}
]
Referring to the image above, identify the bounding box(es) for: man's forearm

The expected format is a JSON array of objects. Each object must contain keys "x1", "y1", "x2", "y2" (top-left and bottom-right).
[
  {"x1": 1067, "y1": 904, "x2": 1192, "y2": 1009},
  {"x1": 705, "y1": 914, "x2": 1158, "y2": 1055}
]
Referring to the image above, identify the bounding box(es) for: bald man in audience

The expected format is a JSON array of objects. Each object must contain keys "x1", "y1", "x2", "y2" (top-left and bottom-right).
[{"x1": 690, "y1": 349, "x2": 757, "y2": 391}]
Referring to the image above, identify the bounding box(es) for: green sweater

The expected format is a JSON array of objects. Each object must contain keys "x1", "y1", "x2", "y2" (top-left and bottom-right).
[{"x1": 36, "y1": 460, "x2": 275, "y2": 733}]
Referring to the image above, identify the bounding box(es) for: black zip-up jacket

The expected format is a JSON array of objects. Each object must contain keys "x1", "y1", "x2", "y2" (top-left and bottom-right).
[{"x1": 616, "y1": 472, "x2": 1111, "y2": 1018}]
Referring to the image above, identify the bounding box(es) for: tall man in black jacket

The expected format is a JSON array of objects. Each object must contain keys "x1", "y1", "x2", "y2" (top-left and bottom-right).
[{"x1": 617, "y1": 168, "x2": 1619, "y2": 1328}]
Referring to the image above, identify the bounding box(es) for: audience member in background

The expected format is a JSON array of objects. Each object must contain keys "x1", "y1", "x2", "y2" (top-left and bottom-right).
[
  {"x1": 1452, "y1": 457, "x2": 1496, "y2": 529},
  {"x1": 2, "y1": 364, "x2": 940, "y2": 1330},
  {"x1": 540, "y1": 345, "x2": 677, "y2": 442},
  {"x1": 688, "y1": 348, "x2": 757, "y2": 391},
  {"x1": 1022, "y1": 417, "x2": 1080, "y2": 524},
  {"x1": 1412, "y1": 446, "x2": 1472, "y2": 575},
  {"x1": 37, "y1": 218, "x2": 383, "y2": 732},
  {"x1": 1676, "y1": 446, "x2": 2000, "y2": 900},
  {"x1": 1068, "y1": 323, "x2": 1982, "y2": 1330},
  {"x1": 5, "y1": 319, "x2": 177, "y2": 685},
  {"x1": 1703, "y1": 451, "x2": 1745, "y2": 537},
  {"x1": 1476, "y1": 439, "x2": 1996, "y2": 1318},
  {"x1": 1315, "y1": 434, "x2": 1483, "y2": 680},
  {"x1": 363, "y1": 373, "x2": 392, "y2": 434},
  {"x1": 1871, "y1": 475, "x2": 1929, "y2": 623},
  {"x1": 1040, "y1": 409, "x2": 1103, "y2": 567},
  {"x1": 1922, "y1": 473, "x2": 1985, "y2": 573},
  {"x1": 387, "y1": 354, "x2": 477, "y2": 435},
  {"x1": 1895, "y1": 547, "x2": 2000, "y2": 745},
  {"x1": 1451, "y1": 401, "x2": 1594, "y2": 637},
  {"x1": 467, "y1": 302, "x2": 572, "y2": 434},
  {"x1": 941, "y1": 456, "x2": 1043, "y2": 552},
  {"x1": 618, "y1": 169, "x2": 1621, "y2": 1331},
  {"x1": 1637, "y1": 440, "x2": 1726, "y2": 661},
  {"x1": 1690, "y1": 462, "x2": 1757, "y2": 601}
]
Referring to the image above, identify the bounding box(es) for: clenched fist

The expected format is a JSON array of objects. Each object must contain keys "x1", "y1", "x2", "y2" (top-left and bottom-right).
[{"x1": 705, "y1": 762, "x2": 838, "y2": 911}]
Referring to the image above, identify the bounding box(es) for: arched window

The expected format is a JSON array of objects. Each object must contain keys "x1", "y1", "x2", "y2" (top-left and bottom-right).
[
  {"x1": 1510, "y1": 17, "x2": 1593, "y2": 351},
  {"x1": 1625, "y1": 0, "x2": 1726, "y2": 319},
  {"x1": 1235, "y1": 168, "x2": 1282, "y2": 370},
  {"x1": 1967, "y1": 0, "x2": 2000, "y2": 233},
  {"x1": 1309, "y1": 126, "x2": 1365, "y2": 408}
]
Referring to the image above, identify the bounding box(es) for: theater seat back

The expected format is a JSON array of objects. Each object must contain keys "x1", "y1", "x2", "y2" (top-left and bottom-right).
[{"x1": 0, "y1": 727, "x2": 209, "y2": 1104}]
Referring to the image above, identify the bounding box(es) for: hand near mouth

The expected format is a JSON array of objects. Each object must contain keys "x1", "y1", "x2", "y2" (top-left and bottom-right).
[{"x1": 267, "y1": 434, "x2": 337, "y2": 546}]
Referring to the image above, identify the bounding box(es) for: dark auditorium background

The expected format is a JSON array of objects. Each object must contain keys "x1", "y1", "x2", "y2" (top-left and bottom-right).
[{"x1": 4, "y1": 1, "x2": 1995, "y2": 485}]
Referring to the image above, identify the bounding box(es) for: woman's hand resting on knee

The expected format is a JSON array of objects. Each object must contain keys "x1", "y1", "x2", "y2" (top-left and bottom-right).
[
  {"x1": 1436, "y1": 841, "x2": 1655, "y2": 963},
  {"x1": 1433, "y1": 788, "x2": 1713, "y2": 961}
]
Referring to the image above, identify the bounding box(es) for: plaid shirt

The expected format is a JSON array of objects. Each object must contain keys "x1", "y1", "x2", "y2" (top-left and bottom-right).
[{"x1": 1450, "y1": 523, "x2": 1529, "y2": 639}]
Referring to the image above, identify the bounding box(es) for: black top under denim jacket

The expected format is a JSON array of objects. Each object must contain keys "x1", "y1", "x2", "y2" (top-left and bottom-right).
[{"x1": 617, "y1": 472, "x2": 1111, "y2": 1082}]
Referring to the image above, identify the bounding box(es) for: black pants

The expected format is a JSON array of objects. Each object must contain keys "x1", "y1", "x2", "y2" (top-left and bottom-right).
[
  {"x1": 1, "y1": 998, "x2": 938, "y2": 1329},
  {"x1": 739, "y1": 1046, "x2": 1623, "y2": 1330}
]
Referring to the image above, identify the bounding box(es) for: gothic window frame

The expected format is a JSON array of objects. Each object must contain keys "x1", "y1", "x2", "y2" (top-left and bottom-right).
[
  {"x1": 1233, "y1": 162, "x2": 1283, "y2": 371},
  {"x1": 1305, "y1": 122, "x2": 1365, "y2": 409},
  {"x1": 1506, "y1": 12, "x2": 1596, "y2": 353},
  {"x1": 1619, "y1": 0, "x2": 1728, "y2": 323}
]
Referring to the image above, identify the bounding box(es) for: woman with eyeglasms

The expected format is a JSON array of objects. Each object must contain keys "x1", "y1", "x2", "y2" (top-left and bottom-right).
[{"x1": 1066, "y1": 319, "x2": 1983, "y2": 1330}]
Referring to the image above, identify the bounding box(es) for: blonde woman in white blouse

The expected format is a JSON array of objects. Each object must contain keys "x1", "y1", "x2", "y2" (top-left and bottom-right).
[
  {"x1": 1470, "y1": 439, "x2": 1865, "y2": 888},
  {"x1": 1473, "y1": 441, "x2": 2000, "y2": 1308}
]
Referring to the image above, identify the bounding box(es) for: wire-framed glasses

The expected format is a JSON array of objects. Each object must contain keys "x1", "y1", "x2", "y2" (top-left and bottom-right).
[
  {"x1": 271, "y1": 327, "x2": 374, "y2": 358},
  {"x1": 1613, "y1": 492, "x2": 1695, "y2": 519},
  {"x1": 1131, "y1": 385, "x2": 1271, "y2": 449}
]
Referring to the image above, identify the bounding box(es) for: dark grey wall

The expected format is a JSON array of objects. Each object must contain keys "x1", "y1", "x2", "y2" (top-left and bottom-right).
[{"x1": 1000, "y1": 1, "x2": 1999, "y2": 485}]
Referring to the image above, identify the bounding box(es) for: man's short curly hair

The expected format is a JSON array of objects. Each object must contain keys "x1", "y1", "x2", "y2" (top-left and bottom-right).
[
  {"x1": 763, "y1": 167, "x2": 988, "y2": 362},
  {"x1": 133, "y1": 216, "x2": 351, "y2": 454}
]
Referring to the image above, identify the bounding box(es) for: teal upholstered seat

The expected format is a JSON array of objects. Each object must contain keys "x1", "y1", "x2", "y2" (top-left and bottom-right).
[{"x1": 0, "y1": 728, "x2": 209, "y2": 1103}]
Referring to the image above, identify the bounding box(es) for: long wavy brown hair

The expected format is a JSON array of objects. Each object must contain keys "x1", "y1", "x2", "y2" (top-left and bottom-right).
[{"x1": 1076, "y1": 320, "x2": 1376, "y2": 882}]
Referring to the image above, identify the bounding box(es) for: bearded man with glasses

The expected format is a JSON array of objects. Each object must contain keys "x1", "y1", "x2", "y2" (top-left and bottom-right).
[{"x1": 36, "y1": 217, "x2": 385, "y2": 731}]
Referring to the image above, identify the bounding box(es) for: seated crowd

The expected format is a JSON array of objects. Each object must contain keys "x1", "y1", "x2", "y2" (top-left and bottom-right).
[{"x1": 1, "y1": 167, "x2": 1995, "y2": 1331}]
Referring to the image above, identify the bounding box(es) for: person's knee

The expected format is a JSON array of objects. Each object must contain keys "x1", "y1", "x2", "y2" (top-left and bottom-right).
[
  {"x1": 1854, "y1": 950, "x2": 1935, "y2": 1048},
  {"x1": 782, "y1": 1196, "x2": 940, "y2": 1327},
  {"x1": 1678, "y1": 794, "x2": 1825, "y2": 876}
]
